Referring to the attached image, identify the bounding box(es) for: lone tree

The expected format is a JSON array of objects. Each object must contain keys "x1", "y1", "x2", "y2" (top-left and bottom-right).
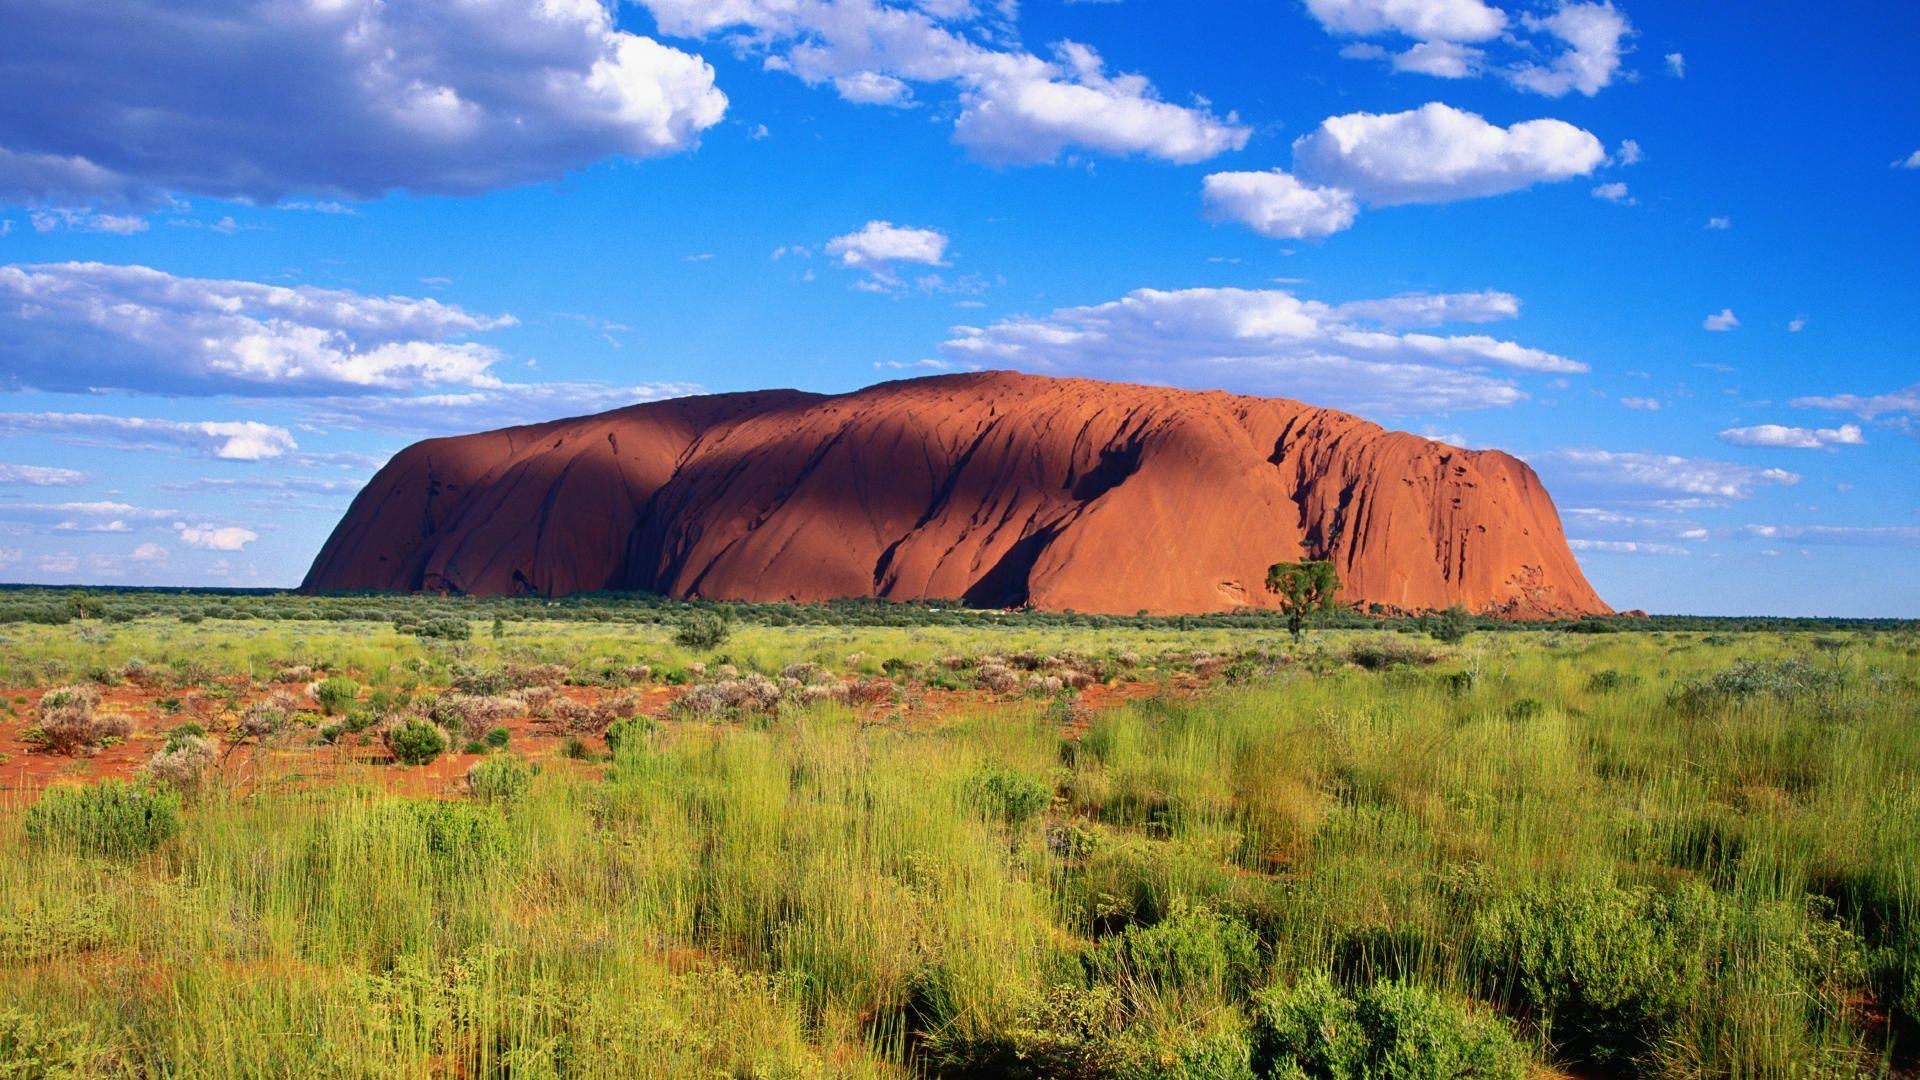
[{"x1": 1265, "y1": 560, "x2": 1341, "y2": 642}]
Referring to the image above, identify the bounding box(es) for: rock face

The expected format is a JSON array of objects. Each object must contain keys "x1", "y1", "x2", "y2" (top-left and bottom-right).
[{"x1": 303, "y1": 371, "x2": 1609, "y2": 617}]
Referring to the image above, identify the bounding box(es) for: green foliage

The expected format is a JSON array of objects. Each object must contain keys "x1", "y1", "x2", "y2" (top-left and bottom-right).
[
  {"x1": 466, "y1": 756, "x2": 533, "y2": 803},
  {"x1": 384, "y1": 720, "x2": 448, "y2": 766},
  {"x1": 1264, "y1": 561, "x2": 1341, "y2": 642},
  {"x1": 1427, "y1": 605, "x2": 1474, "y2": 645},
  {"x1": 0, "y1": 1009, "x2": 113, "y2": 1078},
  {"x1": 964, "y1": 765, "x2": 1054, "y2": 828},
  {"x1": 23, "y1": 781, "x2": 183, "y2": 856},
  {"x1": 673, "y1": 611, "x2": 732, "y2": 650},
  {"x1": 314, "y1": 676, "x2": 360, "y2": 715},
  {"x1": 1252, "y1": 974, "x2": 1528, "y2": 1079},
  {"x1": 1098, "y1": 901, "x2": 1262, "y2": 1002},
  {"x1": 603, "y1": 715, "x2": 657, "y2": 756},
  {"x1": 482, "y1": 726, "x2": 510, "y2": 749}
]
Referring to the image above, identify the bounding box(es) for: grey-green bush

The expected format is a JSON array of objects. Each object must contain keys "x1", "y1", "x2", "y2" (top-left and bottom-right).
[{"x1": 24, "y1": 781, "x2": 183, "y2": 856}]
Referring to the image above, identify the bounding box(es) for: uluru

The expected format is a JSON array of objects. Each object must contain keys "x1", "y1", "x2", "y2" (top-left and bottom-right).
[{"x1": 302, "y1": 371, "x2": 1609, "y2": 618}]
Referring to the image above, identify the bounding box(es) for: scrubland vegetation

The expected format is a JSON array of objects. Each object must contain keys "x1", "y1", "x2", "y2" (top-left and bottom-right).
[{"x1": 0, "y1": 594, "x2": 1916, "y2": 1077}]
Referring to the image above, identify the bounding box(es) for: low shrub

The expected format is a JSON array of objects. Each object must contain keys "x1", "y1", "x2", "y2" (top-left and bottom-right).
[
  {"x1": 142, "y1": 731, "x2": 219, "y2": 792},
  {"x1": 1252, "y1": 973, "x2": 1528, "y2": 1079},
  {"x1": 674, "y1": 675, "x2": 782, "y2": 719},
  {"x1": 27, "y1": 685, "x2": 132, "y2": 756},
  {"x1": 383, "y1": 720, "x2": 449, "y2": 767},
  {"x1": 24, "y1": 781, "x2": 183, "y2": 856},
  {"x1": 0, "y1": 1009, "x2": 115, "y2": 1077},
  {"x1": 1669, "y1": 659, "x2": 1841, "y2": 715},
  {"x1": 604, "y1": 715, "x2": 658, "y2": 756},
  {"x1": 964, "y1": 765, "x2": 1054, "y2": 828},
  {"x1": 1098, "y1": 901, "x2": 1262, "y2": 1003},
  {"x1": 467, "y1": 756, "x2": 533, "y2": 803},
  {"x1": 673, "y1": 611, "x2": 731, "y2": 650},
  {"x1": 1474, "y1": 879, "x2": 1703, "y2": 1067},
  {"x1": 314, "y1": 676, "x2": 360, "y2": 716},
  {"x1": 1585, "y1": 669, "x2": 1640, "y2": 693}
]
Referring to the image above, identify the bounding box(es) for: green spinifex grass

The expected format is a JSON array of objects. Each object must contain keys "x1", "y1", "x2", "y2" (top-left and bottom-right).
[{"x1": 0, "y1": 624, "x2": 1916, "y2": 1076}]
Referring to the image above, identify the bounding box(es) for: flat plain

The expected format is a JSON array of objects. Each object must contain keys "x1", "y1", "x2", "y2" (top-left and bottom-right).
[{"x1": 1, "y1": 595, "x2": 1915, "y2": 1077}]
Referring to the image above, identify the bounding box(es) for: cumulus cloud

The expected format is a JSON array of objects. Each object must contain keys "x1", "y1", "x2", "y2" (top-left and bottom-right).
[
  {"x1": 0, "y1": 263, "x2": 517, "y2": 396},
  {"x1": 1718, "y1": 423, "x2": 1865, "y2": 450},
  {"x1": 1292, "y1": 104, "x2": 1606, "y2": 205},
  {"x1": 174, "y1": 524, "x2": 258, "y2": 551},
  {"x1": 1304, "y1": 0, "x2": 1507, "y2": 42},
  {"x1": 1201, "y1": 171, "x2": 1358, "y2": 240},
  {"x1": 1665, "y1": 52, "x2": 1685, "y2": 77},
  {"x1": 1205, "y1": 103, "x2": 1603, "y2": 240},
  {"x1": 1308, "y1": 0, "x2": 1630, "y2": 97},
  {"x1": 636, "y1": 0, "x2": 1247, "y2": 165},
  {"x1": 1507, "y1": 2, "x2": 1632, "y2": 97},
  {"x1": 1592, "y1": 181, "x2": 1633, "y2": 204},
  {"x1": 1706, "y1": 216, "x2": 1731, "y2": 229},
  {"x1": 1703, "y1": 308, "x2": 1740, "y2": 331},
  {"x1": 1531, "y1": 448, "x2": 1800, "y2": 499},
  {"x1": 1893, "y1": 150, "x2": 1920, "y2": 170},
  {"x1": 827, "y1": 221, "x2": 950, "y2": 268},
  {"x1": 0, "y1": 412, "x2": 298, "y2": 460},
  {"x1": 0, "y1": 463, "x2": 87, "y2": 486},
  {"x1": 938, "y1": 285, "x2": 1584, "y2": 415},
  {"x1": 0, "y1": 0, "x2": 727, "y2": 206}
]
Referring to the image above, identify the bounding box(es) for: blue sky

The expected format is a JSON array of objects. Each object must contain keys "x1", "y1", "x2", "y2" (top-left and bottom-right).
[{"x1": 0, "y1": 0, "x2": 1915, "y2": 615}]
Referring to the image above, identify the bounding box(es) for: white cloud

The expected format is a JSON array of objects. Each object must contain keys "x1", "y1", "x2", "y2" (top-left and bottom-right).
[
  {"x1": 1506, "y1": 1, "x2": 1632, "y2": 97},
  {"x1": 1568, "y1": 539, "x2": 1689, "y2": 556},
  {"x1": 834, "y1": 71, "x2": 915, "y2": 105},
  {"x1": 636, "y1": 1, "x2": 1247, "y2": 165},
  {"x1": 1787, "y1": 315, "x2": 1807, "y2": 333},
  {"x1": 1303, "y1": 0, "x2": 1507, "y2": 42},
  {"x1": 1205, "y1": 103, "x2": 1604, "y2": 241},
  {"x1": 1615, "y1": 138, "x2": 1643, "y2": 165},
  {"x1": 37, "y1": 553, "x2": 79, "y2": 575},
  {"x1": 1740, "y1": 524, "x2": 1920, "y2": 546},
  {"x1": 1718, "y1": 423, "x2": 1865, "y2": 450},
  {"x1": 1619, "y1": 396, "x2": 1661, "y2": 410},
  {"x1": 1201, "y1": 171, "x2": 1358, "y2": 240},
  {"x1": 174, "y1": 524, "x2": 258, "y2": 551},
  {"x1": 0, "y1": 412, "x2": 298, "y2": 460},
  {"x1": 1893, "y1": 150, "x2": 1920, "y2": 170},
  {"x1": 298, "y1": 381, "x2": 702, "y2": 435},
  {"x1": 1531, "y1": 448, "x2": 1800, "y2": 498},
  {"x1": 0, "y1": 263, "x2": 516, "y2": 395},
  {"x1": 29, "y1": 209, "x2": 149, "y2": 234},
  {"x1": 1703, "y1": 308, "x2": 1740, "y2": 331},
  {"x1": 0, "y1": 463, "x2": 87, "y2": 485},
  {"x1": 938, "y1": 284, "x2": 1584, "y2": 415},
  {"x1": 1792, "y1": 383, "x2": 1920, "y2": 421},
  {"x1": 1592, "y1": 181, "x2": 1633, "y2": 204},
  {"x1": 826, "y1": 221, "x2": 949, "y2": 268},
  {"x1": 1391, "y1": 40, "x2": 1487, "y2": 78},
  {"x1": 1310, "y1": 0, "x2": 1630, "y2": 98},
  {"x1": 1291, "y1": 103, "x2": 1606, "y2": 206},
  {"x1": 1665, "y1": 52, "x2": 1685, "y2": 77},
  {"x1": 1705, "y1": 216, "x2": 1731, "y2": 230},
  {"x1": 129, "y1": 542, "x2": 169, "y2": 565},
  {"x1": 0, "y1": 0, "x2": 726, "y2": 205}
]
